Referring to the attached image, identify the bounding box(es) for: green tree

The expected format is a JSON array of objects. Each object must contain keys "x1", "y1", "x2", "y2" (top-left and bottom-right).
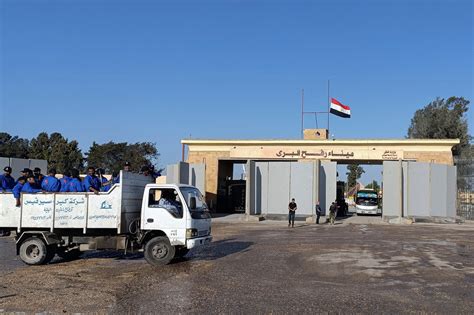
[
  {"x1": 86, "y1": 141, "x2": 159, "y2": 173},
  {"x1": 346, "y1": 164, "x2": 365, "y2": 189},
  {"x1": 0, "y1": 133, "x2": 30, "y2": 158},
  {"x1": 407, "y1": 97, "x2": 471, "y2": 156},
  {"x1": 365, "y1": 180, "x2": 380, "y2": 192},
  {"x1": 29, "y1": 132, "x2": 83, "y2": 173}
]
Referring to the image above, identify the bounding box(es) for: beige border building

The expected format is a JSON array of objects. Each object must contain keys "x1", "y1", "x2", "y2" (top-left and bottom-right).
[{"x1": 182, "y1": 138, "x2": 459, "y2": 210}]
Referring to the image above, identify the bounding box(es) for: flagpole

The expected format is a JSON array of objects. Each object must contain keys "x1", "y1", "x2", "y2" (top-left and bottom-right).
[
  {"x1": 301, "y1": 88, "x2": 304, "y2": 139},
  {"x1": 327, "y1": 79, "x2": 330, "y2": 136}
]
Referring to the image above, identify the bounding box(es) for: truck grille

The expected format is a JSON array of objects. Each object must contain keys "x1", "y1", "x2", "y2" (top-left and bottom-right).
[{"x1": 198, "y1": 230, "x2": 209, "y2": 237}]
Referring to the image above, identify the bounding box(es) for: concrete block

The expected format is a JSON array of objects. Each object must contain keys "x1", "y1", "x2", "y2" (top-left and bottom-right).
[
  {"x1": 387, "y1": 217, "x2": 414, "y2": 225},
  {"x1": 245, "y1": 215, "x2": 265, "y2": 222}
]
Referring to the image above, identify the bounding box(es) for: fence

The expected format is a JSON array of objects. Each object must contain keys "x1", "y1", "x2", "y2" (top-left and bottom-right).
[{"x1": 457, "y1": 158, "x2": 473, "y2": 220}]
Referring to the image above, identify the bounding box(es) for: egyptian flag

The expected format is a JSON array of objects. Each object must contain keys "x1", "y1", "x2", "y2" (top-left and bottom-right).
[{"x1": 330, "y1": 98, "x2": 351, "y2": 118}]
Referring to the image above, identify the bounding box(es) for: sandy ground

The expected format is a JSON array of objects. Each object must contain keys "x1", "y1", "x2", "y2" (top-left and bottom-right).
[{"x1": 0, "y1": 221, "x2": 473, "y2": 313}]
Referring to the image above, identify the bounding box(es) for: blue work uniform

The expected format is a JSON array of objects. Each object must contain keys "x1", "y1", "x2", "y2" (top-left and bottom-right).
[
  {"x1": 34, "y1": 175, "x2": 44, "y2": 187},
  {"x1": 0, "y1": 174, "x2": 15, "y2": 191},
  {"x1": 41, "y1": 176, "x2": 61, "y2": 192},
  {"x1": 22, "y1": 182, "x2": 42, "y2": 193},
  {"x1": 59, "y1": 176, "x2": 71, "y2": 192},
  {"x1": 100, "y1": 177, "x2": 111, "y2": 192},
  {"x1": 69, "y1": 178, "x2": 85, "y2": 192},
  {"x1": 12, "y1": 182, "x2": 24, "y2": 199},
  {"x1": 83, "y1": 175, "x2": 101, "y2": 192}
]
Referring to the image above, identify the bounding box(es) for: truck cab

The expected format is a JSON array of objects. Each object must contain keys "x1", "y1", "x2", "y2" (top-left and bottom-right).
[{"x1": 140, "y1": 184, "x2": 212, "y2": 265}]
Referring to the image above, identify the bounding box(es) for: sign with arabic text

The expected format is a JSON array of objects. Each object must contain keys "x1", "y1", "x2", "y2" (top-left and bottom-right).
[
  {"x1": 54, "y1": 195, "x2": 87, "y2": 228},
  {"x1": 382, "y1": 150, "x2": 399, "y2": 160},
  {"x1": 22, "y1": 194, "x2": 55, "y2": 228},
  {"x1": 275, "y1": 149, "x2": 354, "y2": 159}
]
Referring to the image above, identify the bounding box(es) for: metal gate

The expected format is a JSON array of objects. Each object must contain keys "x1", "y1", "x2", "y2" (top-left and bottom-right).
[
  {"x1": 457, "y1": 158, "x2": 473, "y2": 220},
  {"x1": 246, "y1": 160, "x2": 333, "y2": 216},
  {"x1": 383, "y1": 161, "x2": 457, "y2": 219}
]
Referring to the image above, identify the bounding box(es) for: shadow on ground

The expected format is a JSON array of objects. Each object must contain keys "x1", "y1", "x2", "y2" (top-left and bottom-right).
[
  {"x1": 48, "y1": 239, "x2": 253, "y2": 265},
  {"x1": 178, "y1": 238, "x2": 253, "y2": 262}
]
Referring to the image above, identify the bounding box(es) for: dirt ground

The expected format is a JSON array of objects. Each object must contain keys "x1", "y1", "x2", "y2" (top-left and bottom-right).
[{"x1": 0, "y1": 221, "x2": 473, "y2": 313}]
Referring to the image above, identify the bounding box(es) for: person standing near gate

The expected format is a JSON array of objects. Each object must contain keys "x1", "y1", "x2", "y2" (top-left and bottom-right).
[
  {"x1": 329, "y1": 201, "x2": 337, "y2": 225},
  {"x1": 288, "y1": 198, "x2": 297, "y2": 228},
  {"x1": 315, "y1": 201, "x2": 322, "y2": 224}
]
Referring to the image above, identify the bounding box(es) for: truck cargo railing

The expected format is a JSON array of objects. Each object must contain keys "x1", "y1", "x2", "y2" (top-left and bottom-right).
[{"x1": 0, "y1": 171, "x2": 153, "y2": 234}]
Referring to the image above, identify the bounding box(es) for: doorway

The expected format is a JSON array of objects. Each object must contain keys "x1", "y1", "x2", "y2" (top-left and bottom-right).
[{"x1": 216, "y1": 160, "x2": 248, "y2": 213}]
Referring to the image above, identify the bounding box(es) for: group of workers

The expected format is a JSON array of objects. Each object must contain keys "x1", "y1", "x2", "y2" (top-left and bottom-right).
[{"x1": 0, "y1": 161, "x2": 161, "y2": 207}]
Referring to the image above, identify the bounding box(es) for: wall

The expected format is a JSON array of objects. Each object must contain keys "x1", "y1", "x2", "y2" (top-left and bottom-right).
[
  {"x1": 166, "y1": 162, "x2": 206, "y2": 199},
  {"x1": 0, "y1": 157, "x2": 48, "y2": 179},
  {"x1": 403, "y1": 151, "x2": 453, "y2": 165},
  {"x1": 187, "y1": 150, "x2": 230, "y2": 207},
  {"x1": 382, "y1": 161, "x2": 403, "y2": 217},
  {"x1": 319, "y1": 161, "x2": 336, "y2": 215},
  {"x1": 382, "y1": 161, "x2": 457, "y2": 219}
]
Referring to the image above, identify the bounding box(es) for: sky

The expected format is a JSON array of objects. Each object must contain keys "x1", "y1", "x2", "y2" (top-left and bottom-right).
[{"x1": 0, "y1": 0, "x2": 472, "y2": 184}]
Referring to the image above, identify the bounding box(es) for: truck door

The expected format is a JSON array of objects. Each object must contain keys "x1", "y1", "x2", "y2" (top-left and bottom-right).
[{"x1": 142, "y1": 188, "x2": 186, "y2": 245}]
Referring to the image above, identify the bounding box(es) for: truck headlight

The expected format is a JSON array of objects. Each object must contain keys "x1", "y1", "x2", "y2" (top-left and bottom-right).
[{"x1": 186, "y1": 228, "x2": 198, "y2": 238}]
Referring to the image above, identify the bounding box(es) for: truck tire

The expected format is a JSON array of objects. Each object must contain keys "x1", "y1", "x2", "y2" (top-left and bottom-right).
[
  {"x1": 144, "y1": 236, "x2": 175, "y2": 266},
  {"x1": 19, "y1": 237, "x2": 55, "y2": 265}
]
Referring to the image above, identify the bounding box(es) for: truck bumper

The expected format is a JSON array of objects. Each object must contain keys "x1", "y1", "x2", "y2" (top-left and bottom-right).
[{"x1": 187, "y1": 235, "x2": 212, "y2": 249}]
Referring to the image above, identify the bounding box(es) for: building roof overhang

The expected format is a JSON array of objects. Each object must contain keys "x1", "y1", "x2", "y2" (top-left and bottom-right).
[{"x1": 181, "y1": 138, "x2": 460, "y2": 147}]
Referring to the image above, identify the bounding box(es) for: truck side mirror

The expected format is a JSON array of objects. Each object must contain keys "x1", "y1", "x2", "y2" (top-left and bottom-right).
[{"x1": 189, "y1": 196, "x2": 197, "y2": 210}]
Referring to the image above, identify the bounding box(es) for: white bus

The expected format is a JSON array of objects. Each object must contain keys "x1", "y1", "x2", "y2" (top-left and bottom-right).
[{"x1": 355, "y1": 189, "x2": 381, "y2": 215}]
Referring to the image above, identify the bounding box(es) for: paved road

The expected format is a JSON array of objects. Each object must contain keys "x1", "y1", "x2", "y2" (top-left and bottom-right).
[
  {"x1": 0, "y1": 222, "x2": 473, "y2": 313},
  {"x1": 0, "y1": 237, "x2": 22, "y2": 276}
]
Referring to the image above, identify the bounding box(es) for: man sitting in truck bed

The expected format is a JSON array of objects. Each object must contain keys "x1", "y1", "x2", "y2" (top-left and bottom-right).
[{"x1": 22, "y1": 175, "x2": 42, "y2": 193}]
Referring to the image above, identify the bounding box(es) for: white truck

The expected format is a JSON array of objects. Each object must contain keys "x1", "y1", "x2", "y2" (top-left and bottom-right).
[{"x1": 0, "y1": 171, "x2": 212, "y2": 266}]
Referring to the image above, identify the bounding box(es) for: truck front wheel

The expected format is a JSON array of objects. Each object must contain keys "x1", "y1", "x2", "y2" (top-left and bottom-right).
[
  {"x1": 19, "y1": 237, "x2": 55, "y2": 265},
  {"x1": 144, "y1": 236, "x2": 176, "y2": 266}
]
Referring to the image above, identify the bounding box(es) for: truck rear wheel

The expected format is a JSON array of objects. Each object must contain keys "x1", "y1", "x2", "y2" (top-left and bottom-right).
[
  {"x1": 144, "y1": 236, "x2": 175, "y2": 266},
  {"x1": 19, "y1": 237, "x2": 55, "y2": 265}
]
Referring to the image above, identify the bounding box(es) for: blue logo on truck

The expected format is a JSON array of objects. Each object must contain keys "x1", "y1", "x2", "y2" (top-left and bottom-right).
[{"x1": 100, "y1": 201, "x2": 113, "y2": 209}]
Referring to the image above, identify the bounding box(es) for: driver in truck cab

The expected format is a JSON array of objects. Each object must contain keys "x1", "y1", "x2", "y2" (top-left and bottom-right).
[{"x1": 157, "y1": 189, "x2": 182, "y2": 218}]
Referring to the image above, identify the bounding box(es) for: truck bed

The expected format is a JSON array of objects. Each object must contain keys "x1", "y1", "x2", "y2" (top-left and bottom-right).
[{"x1": 0, "y1": 172, "x2": 153, "y2": 234}]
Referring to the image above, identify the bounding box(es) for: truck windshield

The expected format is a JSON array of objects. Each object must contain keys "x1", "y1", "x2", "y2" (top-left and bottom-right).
[{"x1": 180, "y1": 187, "x2": 209, "y2": 212}]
